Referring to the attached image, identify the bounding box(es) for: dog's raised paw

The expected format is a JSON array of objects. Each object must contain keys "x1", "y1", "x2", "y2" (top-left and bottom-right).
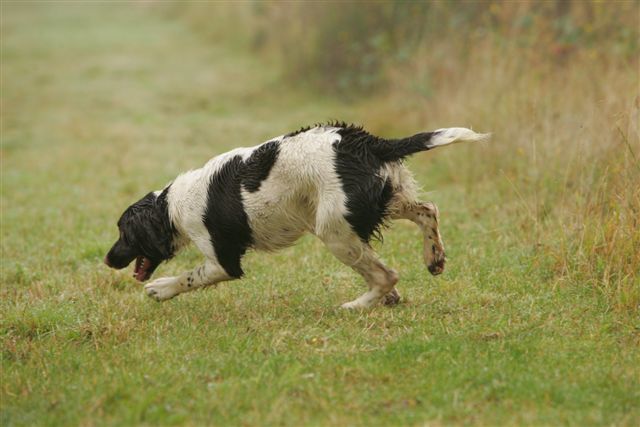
[
  {"x1": 382, "y1": 288, "x2": 401, "y2": 306},
  {"x1": 144, "y1": 277, "x2": 180, "y2": 301}
]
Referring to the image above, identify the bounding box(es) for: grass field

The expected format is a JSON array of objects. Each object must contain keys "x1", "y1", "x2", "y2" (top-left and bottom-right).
[{"x1": 1, "y1": 3, "x2": 639, "y2": 426}]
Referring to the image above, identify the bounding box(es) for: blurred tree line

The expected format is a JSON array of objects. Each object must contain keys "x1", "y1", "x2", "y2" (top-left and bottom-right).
[{"x1": 166, "y1": 0, "x2": 639, "y2": 95}]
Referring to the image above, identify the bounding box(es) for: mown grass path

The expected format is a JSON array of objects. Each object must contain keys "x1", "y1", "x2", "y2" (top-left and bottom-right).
[{"x1": 2, "y1": 3, "x2": 638, "y2": 426}]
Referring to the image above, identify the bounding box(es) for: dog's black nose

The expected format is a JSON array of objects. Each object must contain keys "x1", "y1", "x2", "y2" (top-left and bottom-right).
[{"x1": 104, "y1": 255, "x2": 113, "y2": 268}]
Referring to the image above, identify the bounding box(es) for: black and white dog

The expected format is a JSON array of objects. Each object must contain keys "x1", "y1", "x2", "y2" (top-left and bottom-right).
[{"x1": 105, "y1": 123, "x2": 489, "y2": 308}]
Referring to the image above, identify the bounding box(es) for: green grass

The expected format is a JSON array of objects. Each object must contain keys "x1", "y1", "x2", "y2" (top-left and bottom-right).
[{"x1": 1, "y1": 3, "x2": 639, "y2": 426}]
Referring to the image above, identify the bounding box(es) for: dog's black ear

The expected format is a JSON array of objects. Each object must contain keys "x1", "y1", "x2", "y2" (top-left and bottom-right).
[{"x1": 122, "y1": 191, "x2": 174, "y2": 262}]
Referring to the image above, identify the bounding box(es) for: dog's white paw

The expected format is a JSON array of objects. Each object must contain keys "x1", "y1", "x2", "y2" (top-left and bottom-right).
[
  {"x1": 341, "y1": 290, "x2": 386, "y2": 309},
  {"x1": 340, "y1": 299, "x2": 374, "y2": 310},
  {"x1": 340, "y1": 301, "x2": 362, "y2": 309},
  {"x1": 144, "y1": 277, "x2": 180, "y2": 301}
]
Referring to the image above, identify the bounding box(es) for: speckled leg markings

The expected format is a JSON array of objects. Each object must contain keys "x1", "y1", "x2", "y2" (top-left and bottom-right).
[
  {"x1": 381, "y1": 287, "x2": 401, "y2": 306},
  {"x1": 320, "y1": 230, "x2": 399, "y2": 309},
  {"x1": 393, "y1": 201, "x2": 446, "y2": 275},
  {"x1": 144, "y1": 262, "x2": 231, "y2": 301}
]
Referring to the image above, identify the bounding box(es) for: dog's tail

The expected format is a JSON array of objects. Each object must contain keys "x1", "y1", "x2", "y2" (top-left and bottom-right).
[{"x1": 373, "y1": 127, "x2": 491, "y2": 162}]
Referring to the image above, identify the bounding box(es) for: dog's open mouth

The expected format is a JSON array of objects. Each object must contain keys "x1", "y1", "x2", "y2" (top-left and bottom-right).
[{"x1": 133, "y1": 256, "x2": 153, "y2": 282}]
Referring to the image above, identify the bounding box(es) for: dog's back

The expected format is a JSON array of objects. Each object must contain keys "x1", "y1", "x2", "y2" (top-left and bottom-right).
[{"x1": 168, "y1": 123, "x2": 489, "y2": 255}]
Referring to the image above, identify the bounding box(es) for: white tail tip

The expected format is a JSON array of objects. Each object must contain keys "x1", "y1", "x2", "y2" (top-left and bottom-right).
[{"x1": 429, "y1": 127, "x2": 492, "y2": 147}]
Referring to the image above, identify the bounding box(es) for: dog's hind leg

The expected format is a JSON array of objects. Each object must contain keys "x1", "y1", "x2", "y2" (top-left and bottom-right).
[
  {"x1": 392, "y1": 201, "x2": 446, "y2": 275},
  {"x1": 144, "y1": 261, "x2": 232, "y2": 301},
  {"x1": 319, "y1": 229, "x2": 399, "y2": 309}
]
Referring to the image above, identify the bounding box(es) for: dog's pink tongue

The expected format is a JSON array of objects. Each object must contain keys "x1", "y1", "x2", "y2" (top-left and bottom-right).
[{"x1": 135, "y1": 257, "x2": 151, "y2": 281}]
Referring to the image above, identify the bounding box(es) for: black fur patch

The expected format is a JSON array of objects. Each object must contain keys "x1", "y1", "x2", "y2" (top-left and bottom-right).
[
  {"x1": 285, "y1": 124, "x2": 314, "y2": 138},
  {"x1": 333, "y1": 128, "x2": 395, "y2": 243},
  {"x1": 155, "y1": 187, "x2": 175, "y2": 248},
  {"x1": 325, "y1": 122, "x2": 440, "y2": 242},
  {"x1": 332, "y1": 123, "x2": 435, "y2": 162},
  {"x1": 285, "y1": 121, "x2": 357, "y2": 138},
  {"x1": 121, "y1": 188, "x2": 175, "y2": 261},
  {"x1": 203, "y1": 156, "x2": 253, "y2": 278},
  {"x1": 242, "y1": 140, "x2": 280, "y2": 192},
  {"x1": 288, "y1": 122, "x2": 435, "y2": 162},
  {"x1": 107, "y1": 187, "x2": 176, "y2": 271}
]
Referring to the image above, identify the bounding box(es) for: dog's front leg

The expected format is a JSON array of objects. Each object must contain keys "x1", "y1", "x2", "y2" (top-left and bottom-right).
[{"x1": 144, "y1": 261, "x2": 231, "y2": 301}]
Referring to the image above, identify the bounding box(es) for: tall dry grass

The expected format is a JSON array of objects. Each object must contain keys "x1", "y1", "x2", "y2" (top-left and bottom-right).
[
  {"x1": 366, "y1": 5, "x2": 640, "y2": 314},
  {"x1": 166, "y1": 1, "x2": 639, "y2": 313}
]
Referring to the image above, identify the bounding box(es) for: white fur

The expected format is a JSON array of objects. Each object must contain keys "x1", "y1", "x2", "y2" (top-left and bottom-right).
[
  {"x1": 429, "y1": 127, "x2": 491, "y2": 148},
  {"x1": 167, "y1": 147, "x2": 254, "y2": 262},
  {"x1": 242, "y1": 128, "x2": 347, "y2": 250},
  {"x1": 144, "y1": 125, "x2": 479, "y2": 308}
]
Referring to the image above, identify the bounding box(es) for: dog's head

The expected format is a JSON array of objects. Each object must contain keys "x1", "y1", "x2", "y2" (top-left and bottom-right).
[{"x1": 104, "y1": 191, "x2": 174, "y2": 282}]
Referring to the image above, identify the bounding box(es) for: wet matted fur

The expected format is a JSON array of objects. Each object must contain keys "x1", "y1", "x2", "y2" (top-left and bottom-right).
[{"x1": 105, "y1": 122, "x2": 489, "y2": 308}]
